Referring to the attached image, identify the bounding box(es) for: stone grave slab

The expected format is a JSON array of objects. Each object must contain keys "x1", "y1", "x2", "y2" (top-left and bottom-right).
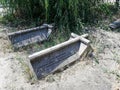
[
  {"x1": 29, "y1": 33, "x2": 92, "y2": 79},
  {"x1": 8, "y1": 24, "x2": 53, "y2": 48}
]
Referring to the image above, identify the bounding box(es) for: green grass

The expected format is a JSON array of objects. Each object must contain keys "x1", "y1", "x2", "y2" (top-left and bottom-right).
[
  {"x1": 23, "y1": 30, "x2": 69, "y2": 54},
  {"x1": 16, "y1": 55, "x2": 36, "y2": 81}
]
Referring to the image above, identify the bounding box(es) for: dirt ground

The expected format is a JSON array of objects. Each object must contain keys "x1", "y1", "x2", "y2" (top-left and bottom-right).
[{"x1": 0, "y1": 23, "x2": 120, "y2": 90}]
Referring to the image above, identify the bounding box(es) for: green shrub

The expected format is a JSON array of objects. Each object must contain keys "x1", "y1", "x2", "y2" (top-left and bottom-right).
[{"x1": 0, "y1": 0, "x2": 114, "y2": 32}]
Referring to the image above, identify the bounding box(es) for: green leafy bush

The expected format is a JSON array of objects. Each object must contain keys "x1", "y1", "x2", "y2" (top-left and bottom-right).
[{"x1": 0, "y1": 0, "x2": 114, "y2": 32}]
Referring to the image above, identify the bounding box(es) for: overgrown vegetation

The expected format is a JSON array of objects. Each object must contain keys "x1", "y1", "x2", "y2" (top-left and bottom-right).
[{"x1": 0, "y1": 0, "x2": 117, "y2": 33}]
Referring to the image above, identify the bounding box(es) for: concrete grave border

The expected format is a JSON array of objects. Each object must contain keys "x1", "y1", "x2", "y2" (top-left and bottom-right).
[
  {"x1": 7, "y1": 24, "x2": 53, "y2": 48},
  {"x1": 29, "y1": 33, "x2": 93, "y2": 79}
]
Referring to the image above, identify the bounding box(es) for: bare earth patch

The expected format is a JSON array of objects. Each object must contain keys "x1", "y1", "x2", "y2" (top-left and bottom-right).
[{"x1": 0, "y1": 24, "x2": 120, "y2": 90}]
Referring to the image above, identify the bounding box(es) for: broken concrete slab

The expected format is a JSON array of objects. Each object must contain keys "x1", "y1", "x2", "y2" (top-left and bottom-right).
[
  {"x1": 7, "y1": 24, "x2": 53, "y2": 49},
  {"x1": 29, "y1": 33, "x2": 92, "y2": 79},
  {"x1": 109, "y1": 19, "x2": 120, "y2": 29}
]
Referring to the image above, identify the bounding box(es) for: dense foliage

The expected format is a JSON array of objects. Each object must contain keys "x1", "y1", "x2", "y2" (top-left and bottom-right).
[{"x1": 0, "y1": 0, "x2": 115, "y2": 32}]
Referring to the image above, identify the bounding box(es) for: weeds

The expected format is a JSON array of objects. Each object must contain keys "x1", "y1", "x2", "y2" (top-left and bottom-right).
[
  {"x1": 0, "y1": 0, "x2": 116, "y2": 33},
  {"x1": 110, "y1": 71, "x2": 120, "y2": 80},
  {"x1": 16, "y1": 55, "x2": 35, "y2": 81}
]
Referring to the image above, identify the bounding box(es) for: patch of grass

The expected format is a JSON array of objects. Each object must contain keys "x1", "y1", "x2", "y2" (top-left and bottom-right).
[
  {"x1": 116, "y1": 60, "x2": 120, "y2": 64},
  {"x1": 110, "y1": 71, "x2": 120, "y2": 80},
  {"x1": 16, "y1": 55, "x2": 35, "y2": 81},
  {"x1": 0, "y1": 15, "x2": 3, "y2": 22},
  {"x1": 112, "y1": 52, "x2": 120, "y2": 64},
  {"x1": 102, "y1": 68, "x2": 120, "y2": 80},
  {"x1": 19, "y1": 30, "x2": 69, "y2": 54}
]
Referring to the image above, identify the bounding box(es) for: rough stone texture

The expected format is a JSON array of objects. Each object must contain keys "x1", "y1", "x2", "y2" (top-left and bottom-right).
[{"x1": 8, "y1": 25, "x2": 53, "y2": 48}]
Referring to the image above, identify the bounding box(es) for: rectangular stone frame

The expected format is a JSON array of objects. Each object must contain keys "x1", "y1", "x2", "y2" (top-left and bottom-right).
[
  {"x1": 29, "y1": 33, "x2": 92, "y2": 79},
  {"x1": 7, "y1": 24, "x2": 53, "y2": 48}
]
